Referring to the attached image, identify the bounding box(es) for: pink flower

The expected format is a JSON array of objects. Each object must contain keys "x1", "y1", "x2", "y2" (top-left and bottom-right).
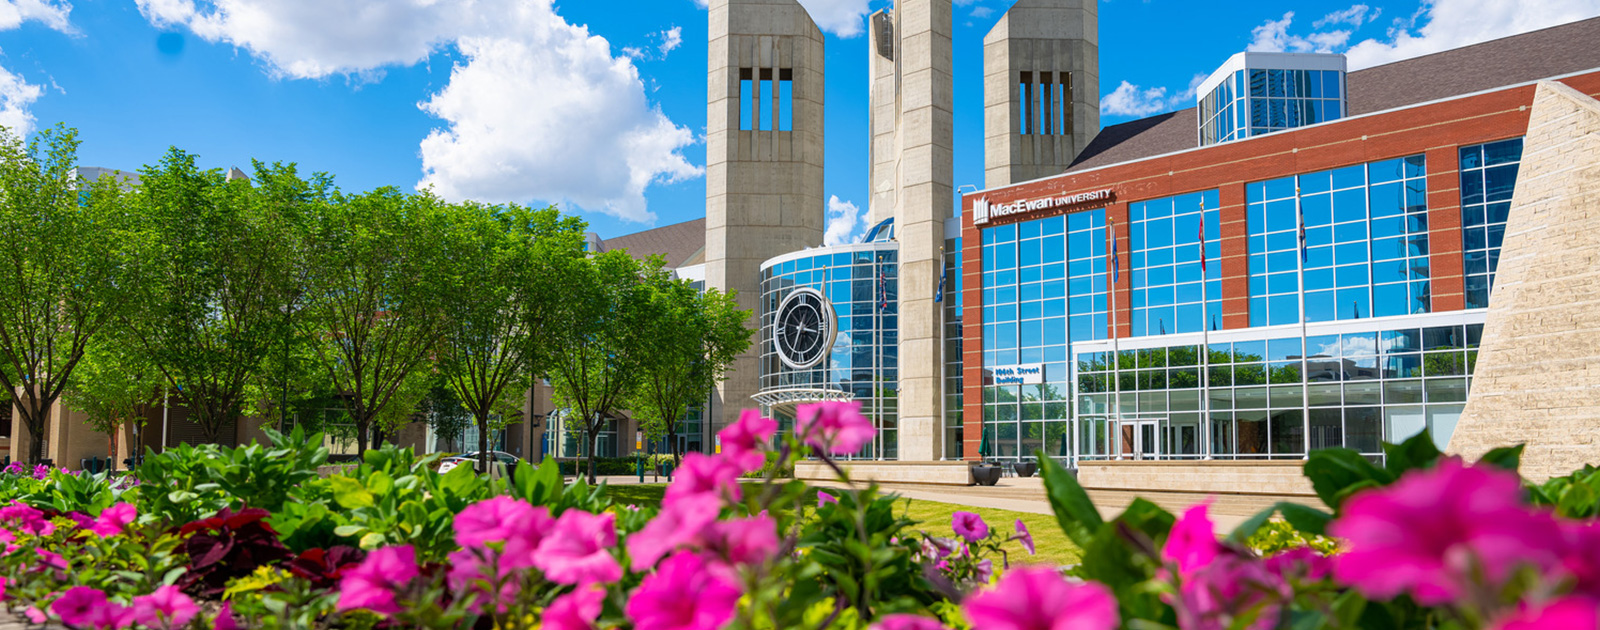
[
  {"x1": 964, "y1": 566, "x2": 1119, "y2": 630},
  {"x1": 628, "y1": 494, "x2": 720, "y2": 571},
  {"x1": 131, "y1": 585, "x2": 200, "y2": 629},
  {"x1": 1, "y1": 501, "x2": 53, "y2": 536},
  {"x1": 1490, "y1": 597, "x2": 1600, "y2": 630},
  {"x1": 952, "y1": 511, "x2": 988, "y2": 542},
  {"x1": 626, "y1": 551, "x2": 741, "y2": 630},
  {"x1": 1264, "y1": 547, "x2": 1332, "y2": 583},
  {"x1": 337, "y1": 545, "x2": 419, "y2": 616},
  {"x1": 0, "y1": 527, "x2": 17, "y2": 554},
  {"x1": 34, "y1": 548, "x2": 68, "y2": 572},
  {"x1": 663, "y1": 453, "x2": 743, "y2": 507},
  {"x1": 212, "y1": 602, "x2": 239, "y2": 630},
  {"x1": 1329, "y1": 458, "x2": 1564, "y2": 605},
  {"x1": 544, "y1": 585, "x2": 606, "y2": 630},
  {"x1": 0, "y1": 576, "x2": 6, "y2": 601},
  {"x1": 719, "y1": 410, "x2": 777, "y2": 472},
  {"x1": 973, "y1": 558, "x2": 994, "y2": 583},
  {"x1": 1015, "y1": 520, "x2": 1035, "y2": 555},
  {"x1": 52, "y1": 586, "x2": 132, "y2": 629},
  {"x1": 446, "y1": 547, "x2": 519, "y2": 614},
  {"x1": 24, "y1": 607, "x2": 44, "y2": 624},
  {"x1": 32, "y1": 464, "x2": 47, "y2": 480},
  {"x1": 90, "y1": 503, "x2": 138, "y2": 537},
  {"x1": 870, "y1": 614, "x2": 950, "y2": 630},
  {"x1": 817, "y1": 490, "x2": 838, "y2": 508},
  {"x1": 1561, "y1": 521, "x2": 1600, "y2": 598},
  {"x1": 1164, "y1": 503, "x2": 1220, "y2": 577},
  {"x1": 1175, "y1": 555, "x2": 1288, "y2": 630},
  {"x1": 454, "y1": 497, "x2": 550, "y2": 569},
  {"x1": 795, "y1": 401, "x2": 876, "y2": 455},
  {"x1": 533, "y1": 510, "x2": 623, "y2": 585},
  {"x1": 703, "y1": 514, "x2": 780, "y2": 569}
]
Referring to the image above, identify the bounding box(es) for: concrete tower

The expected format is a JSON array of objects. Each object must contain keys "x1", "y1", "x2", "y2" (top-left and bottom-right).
[
  {"x1": 705, "y1": 0, "x2": 826, "y2": 434},
  {"x1": 865, "y1": 0, "x2": 955, "y2": 461},
  {"x1": 984, "y1": 0, "x2": 1099, "y2": 188}
]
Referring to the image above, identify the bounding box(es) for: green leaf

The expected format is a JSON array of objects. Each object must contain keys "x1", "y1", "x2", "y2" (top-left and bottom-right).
[
  {"x1": 329, "y1": 476, "x2": 375, "y2": 509},
  {"x1": 1382, "y1": 430, "x2": 1442, "y2": 477},
  {"x1": 333, "y1": 525, "x2": 364, "y2": 538},
  {"x1": 359, "y1": 532, "x2": 387, "y2": 549},
  {"x1": 1304, "y1": 448, "x2": 1392, "y2": 511},
  {"x1": 1558, "y1": 482, "x2": 1598, "y2": 519},
  {"x1": 1277, "y1": 503, "x2": 1333, "y2": 537},
  {"x1": 1477, "y1": 444, "x2": 1525, "y2": 472},
  {"x1": 1228, "y1": 506, "x2": 1278, "y2": 544},
  {"x1": 364, "y1": 470, "x2": 394, "y2": 495},
  {"x1": 1037, "y1": 450, "x2": 1103, "y2": 547}
]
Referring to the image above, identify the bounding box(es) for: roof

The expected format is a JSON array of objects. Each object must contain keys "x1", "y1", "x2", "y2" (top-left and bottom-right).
[
  {"x1": 596, "y1": 217, "x2": 706, "y2": 269},
  {"x1": 1067, "y1": 16, "x2": 1600, "y2": 173}
]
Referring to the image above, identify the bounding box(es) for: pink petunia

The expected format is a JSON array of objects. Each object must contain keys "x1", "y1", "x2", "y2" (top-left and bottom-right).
[
  {"x1": 816, "y1": 490, "x2": 838, "y2": 508},
  {"x1": 627, "y1": 494, "x2": 721, "y2": 571},
  {"x1": 90, "y1": 503, "x2": 138, "y2": 537},
  {"x1": 1490, "y1": 597, "x2": 1600, "y2": 630},
  {"x1": 446, "y1": 547, "x2": 520, "y2": 614},
  {"x1": 663, "y1": 453, "x2": 743, "y2": 507},
  {"x1": 703, "y1": 513, "x2": 780, "y2": 569},
  {"x1": 964, "y1": 566, "x2": 1119, "y2": 630},
  {"x1": 870, "y1": 614, "x2": 950, "y2": 630},
  {"x1": 131, "y1": 585, "x2": 200, "y2": 629},
  {"x1": 52, "y1": 586, "x2": 133, "y2": 629},
  {"x1": 543, "y1": 585, "x2": 607, "y2": 630},
  {"x1": 212, "y1": 602, "x2": 239, "y2": 630},
  {"x1": 453, "y1": 496, "x2": 550, "y2": 569},
  {"x1": 533, "y1": 510, "x2": 623, "y2": 585},
  {"x1": 1014, "y1": 519, "x2": 1035, "y2": 556},
  {"x1": 336, "y1": 545, "x2": 420, "y2": 616},
  {"x1": 719, "y1": 409, "x2": 777, "y2": 472},
  {"x1": 952, "y1": 511, "x2": 988, "y2": 542},
  {"x1": 626, "y1": 551, "x2": 742, "y2": 630},
  {"x1": 795, "y1": 401, "x2": 876, "y2": 455},
  {"x1": 1174, "y1": 555, "x2": 1289, "y2": 630},
  {"x1": 1329, "y1": 457, "x2": 1565, "y2": 605},
  {"x1": 1163, "y1": 503, "x2": 1220, "y2": 577},
  {"x1": 1, "y1": 501, "x2": 54, "y2": 536},
  {"x1": 1561, "y1": 521, "x2": 1600, "y2": 599},
  {"x1": 1264, "y1": 547, "x2": 1333, "y2": 583},
  {"x1": 34, "y1": 548, "x2": 68, "y2": 572}
]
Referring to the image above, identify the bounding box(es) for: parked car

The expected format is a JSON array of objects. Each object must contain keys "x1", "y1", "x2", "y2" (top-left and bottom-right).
[{"x1": 438, "y1": 451, "x2": 521, "y2": 474}]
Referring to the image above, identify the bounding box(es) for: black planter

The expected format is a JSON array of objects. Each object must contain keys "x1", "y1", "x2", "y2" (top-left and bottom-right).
[
  {"x1": 1012, "y1": 462, "x2": 1038, "y2": 478},
  {"x1": 971, "y1": 463, "x2": 1002, "y2": 486}
]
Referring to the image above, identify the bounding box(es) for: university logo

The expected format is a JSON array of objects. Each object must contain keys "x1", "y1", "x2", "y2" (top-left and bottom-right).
[{"x1": 973, "y1": 197, "x2": 990, "y2": 225}]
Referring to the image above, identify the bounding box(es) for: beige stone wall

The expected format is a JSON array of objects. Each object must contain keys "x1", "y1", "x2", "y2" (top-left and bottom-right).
[
  {"x1": 1449, "y1": 81, "x2": 1600, "y2": 481},
  {"x1": 983, "y1": 0, "x2": 1099, "y2": 189},
  {"x1": 706, "y1": 0, "x2": 827, "y2": 437},
  {"x1": 1076, "y1": 461, "x2": 1315, "y2": 498},
  {"x1": 796, "y1": 460, "x2": 973, "y2": 485}
]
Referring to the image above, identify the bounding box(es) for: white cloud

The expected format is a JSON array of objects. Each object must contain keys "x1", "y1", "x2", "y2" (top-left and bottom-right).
[
  {"x1": 137, "y1": 0, "x2": 701, "y2": 223},
  {"x1": 970, "y1": 6, "x2": 994, "y2": 19},
  {"x1": 659, "y1": 26, "x2": 682, "y2": 56},
  {"x1": 1101, "y1": 75, "x2": 1205, "y2": 118},
  {"x1": 0, "y1": 64, "x2": 42, "y2": 137},
  {"x1": 1314, "y1": 4, "x2": 1377, "y2": 29},
  {"x1": 691, "y1": 0, "x2": 871, "y2": 38},
  {"x1": 823, "y1": 195, "x2": 862, "y2": 246},
  {"x1": 0, "y1": 0, "x2": 71, "y2": 32},
  {"x1": 1248, "y1": 12, "x2": 1351, "y2": 54},
  {"x1": 1343, "y1": 0, "x2": 1600, "y2": 70}
]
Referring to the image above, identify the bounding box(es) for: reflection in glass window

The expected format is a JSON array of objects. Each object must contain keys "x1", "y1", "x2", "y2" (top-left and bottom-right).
[
  {"x1": 1129, "y1": 190, "x2": 1221, "y2": 337},
  {"x1": 1459, "y1": 138, "x2": 1523, "y2": 308}
]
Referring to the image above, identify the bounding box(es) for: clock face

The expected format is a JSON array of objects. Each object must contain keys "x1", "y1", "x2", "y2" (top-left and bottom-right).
[{"x1": 775, "y1": 288, "x2": 834, "y2": 369}]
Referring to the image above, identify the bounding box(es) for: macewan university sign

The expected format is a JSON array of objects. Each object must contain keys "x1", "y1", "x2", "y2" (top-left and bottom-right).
[{"x1": 972, "y1": 188, "x2": 1116, "y2": 225}]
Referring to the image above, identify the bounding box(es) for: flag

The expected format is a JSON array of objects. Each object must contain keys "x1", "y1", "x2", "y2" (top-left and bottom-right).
[
  {"x1": 1111, "y1": 230, "x2": 1120, "y2": 283},
  {"x1": 1297, "y1": 188, "x2": 1308, "y2": 263},
  {"x1": 934, "y1": 265, "x2": 947, "y2": 303},
  {"x1": 878, "y1": 270, "x2": 889, "y2": 312},
  {"x1": 1198, "y1": 203, "x2": 1207, "y2": 274}
]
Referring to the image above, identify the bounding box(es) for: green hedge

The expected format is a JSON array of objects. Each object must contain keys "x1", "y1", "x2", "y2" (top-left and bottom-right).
[{"x1": 557, "y1": 457, "x2": 650, "y2": 476}]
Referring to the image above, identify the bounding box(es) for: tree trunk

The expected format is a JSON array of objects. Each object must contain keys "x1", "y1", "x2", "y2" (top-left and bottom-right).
[
  {"x1": 477, "y1": 413, "x2": 490, "y2": 474},
  {"x1": 22, "y1": 396, "x2": 47, "y2": 465},
  {"x1": 355, "y1": 419, "x2": 370, "y2": 455},
  {"x1": 587, "y1": 425, "x2": 598, "y2": 484}
]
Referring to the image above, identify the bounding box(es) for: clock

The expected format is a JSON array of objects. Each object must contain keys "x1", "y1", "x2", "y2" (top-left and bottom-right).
[{"x1": 774, "y1": 287, "x2": 835, "y2": 369}]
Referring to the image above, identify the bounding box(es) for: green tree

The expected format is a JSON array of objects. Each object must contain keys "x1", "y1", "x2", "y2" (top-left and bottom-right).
[
  {"x1": 122, "y1": 152, "x2": 314, "y2": 444},
  {"x1": 437, "y1": 203, "x2": 585, "y2": 474},
  {"x1": 629, "y1": 276, "x2": 752, "y2": 467},
  {"x1": 64, "y1": 331, "x2": 162, "y2": 464},
  {"x1": 300, "y1": 188, "x2": 447, "y2": 454},
  {"x1": 548, "y1": 251, "x2": 657, "y2": 483},
  {"x1": 0, "y1": 125, "x2": 138, "y2": 464},
  {"x1": 421, "y1": 380, "x2": 472, "y2": 452}
]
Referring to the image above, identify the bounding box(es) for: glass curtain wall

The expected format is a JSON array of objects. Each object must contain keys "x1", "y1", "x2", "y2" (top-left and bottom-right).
[
  {"x1": 1459, "y1": 138, "x2": 1524, "y2": 308},
  {"x1": 980, "y1": 211, "x2": 1105, "y2": 460},
  {"x1": 1129, "y1": 190, "x2": 1221, "y2": 336},
  {"x1": 943, "y1": 238, "x2": 965, "y2": 460},
  {"x1": 760, "y1": 245, "x2": 899, "y2": 459}
]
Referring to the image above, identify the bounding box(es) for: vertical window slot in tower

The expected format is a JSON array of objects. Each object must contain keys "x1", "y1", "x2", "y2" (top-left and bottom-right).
[
  {"x1": 759, "y1": 68, "x2": 774, "y2": 131},
  {"x1": 778, "y1": 68, "x2": 793, "y2": 131},
  {"x1": 1019, "y1": 71, "x2": 1033, "y2": 135},
  {"x1": 1040, "y1": 72, "x2": 1054, "y2": 135},
  {"x1": 739, "y1": 68, "x2": 753, "y2": 131}
]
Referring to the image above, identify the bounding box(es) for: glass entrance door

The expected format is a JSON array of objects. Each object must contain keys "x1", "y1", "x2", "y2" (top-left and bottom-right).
[{"x1": 1113, "y1": 419, "x2": 1160, "y2": 460}]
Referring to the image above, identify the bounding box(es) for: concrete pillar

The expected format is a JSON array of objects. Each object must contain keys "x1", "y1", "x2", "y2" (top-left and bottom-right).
[
  {"x1": 983, "y1": 0, "x2": 1099, "y2": 189},
  {"x1": 893, "y1": 0, "x2": 954, "y2": 461},
  {"x1": 706, "y1": 0, "x2": 826, "y2": 436},
  {"x1": 1448, "y1": 81, "x2": 1600, "y2": 481}
]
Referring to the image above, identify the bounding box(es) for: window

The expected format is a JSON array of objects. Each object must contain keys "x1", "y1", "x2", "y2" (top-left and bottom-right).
[
  {"x1": 738, "y1": 67, "x2": 794, "y2": 132},
  {"x1": 1019, "y1": 71, "x2": 1072, "y2": 136},
  {"x1": 1459, "y1": 138, "x2": 1523, "y2": 308},
  {"x1": 1129, "y1": 190, "x2": 1221, "y2": 336}
]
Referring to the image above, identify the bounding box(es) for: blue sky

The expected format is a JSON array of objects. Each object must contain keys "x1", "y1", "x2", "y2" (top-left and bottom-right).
[{"x1": 1, "y1": 0, "x2": 1596, "y2": 241}]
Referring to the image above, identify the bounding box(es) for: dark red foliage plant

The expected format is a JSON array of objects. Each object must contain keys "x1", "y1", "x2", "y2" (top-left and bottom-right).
[
  {"x1": 285, "y1": 546, "x2": 367, "y2": 589},
  {"x1": 178, "y1": 507, "x2": 291, "y2": 597}
]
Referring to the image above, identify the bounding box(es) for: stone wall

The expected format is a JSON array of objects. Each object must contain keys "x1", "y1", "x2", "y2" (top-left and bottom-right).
[
  {"x1": 795, "y1": 460, "x2": 974, "y2": 486},
  {"x1": 1449, "y1": 81, "x2": 1600, "y2": 481}
]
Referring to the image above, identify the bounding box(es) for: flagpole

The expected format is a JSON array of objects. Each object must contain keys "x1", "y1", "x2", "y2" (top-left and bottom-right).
[
  {"x1": 1109, "y1": 216, "x2": 1122, "y2": 461},
  {"x1": 1297, "y1": 187, "x2": 1311, "y2": 457},
  {"x1": 1200, "y1": 197, "x2": 1211, "y2": 461}
]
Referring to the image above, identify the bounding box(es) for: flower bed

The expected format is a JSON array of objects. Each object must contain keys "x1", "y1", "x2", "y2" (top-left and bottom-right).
[{"x1": 0, "y1": 405, "x2": 1596, "y2": 629}]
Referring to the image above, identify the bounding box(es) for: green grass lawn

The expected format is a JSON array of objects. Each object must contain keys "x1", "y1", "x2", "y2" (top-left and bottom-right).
[{"x1": 603, "y1": 483, "x2": 1080, "y2": 567}]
